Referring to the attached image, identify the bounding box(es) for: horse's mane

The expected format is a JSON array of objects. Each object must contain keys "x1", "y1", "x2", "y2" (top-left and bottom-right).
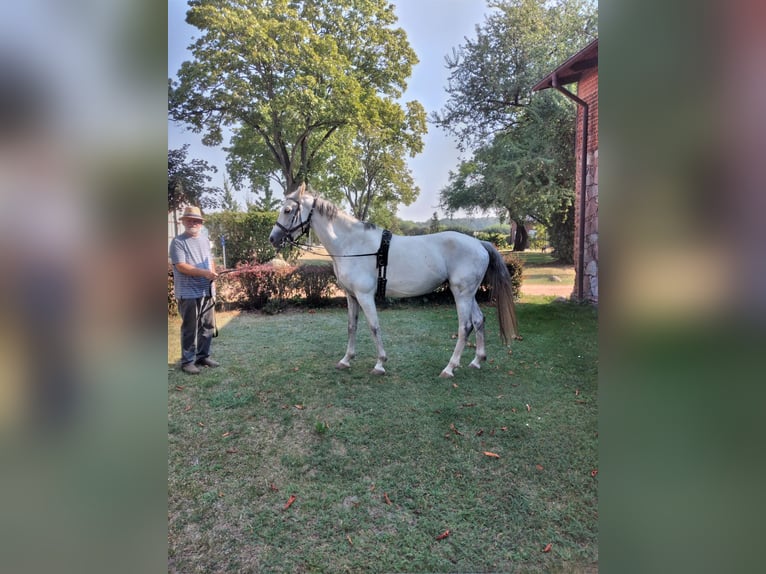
[{"x1": 303, "y1": 186, "x2": 377, "y2": 230}]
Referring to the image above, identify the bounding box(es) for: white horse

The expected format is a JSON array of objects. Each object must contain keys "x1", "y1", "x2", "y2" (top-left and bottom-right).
[{"x1": 269, "y1": 183, "x2": 519, "y2": 378}]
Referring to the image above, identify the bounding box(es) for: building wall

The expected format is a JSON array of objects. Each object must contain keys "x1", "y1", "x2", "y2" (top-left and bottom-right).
[{"x1": 573, "y1": 67, "x2": 598, "y2": 303}]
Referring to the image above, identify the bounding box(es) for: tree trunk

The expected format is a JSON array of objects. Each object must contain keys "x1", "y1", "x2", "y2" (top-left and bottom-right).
[{"x1": 512, "y1": 222, "x2": 528, "y2": 251}]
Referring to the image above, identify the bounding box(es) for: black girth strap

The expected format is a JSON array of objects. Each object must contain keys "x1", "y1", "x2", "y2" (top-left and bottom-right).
[{"x1": 376, "y1": 229, "x2": 393, "y2": 301}]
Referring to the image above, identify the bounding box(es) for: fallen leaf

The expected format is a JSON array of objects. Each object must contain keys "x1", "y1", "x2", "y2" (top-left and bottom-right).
[
  {"x1": 184, "y1": 404, "x2": 192, "y2": 412},
  {"x1": 346, "y1": 535, "x2": 353, "y2": 546},
  {"x1": 483, "y1": 451, "x2": 500, "y2": 458},
  {"x1": 543, "y1": 543, "x2": 552, "y2": 553},
  {"x1": 269, "y1": 483, "x2": 279, "y2": 492},
  {"x1": 501, "y1": 426, "x2": 508, "y2": 431},
  {"x1": 452, "y1": 383, "x2": 458, "y2": 388},
  {"x1": 511, "y1": 408, "x2": 517, "y2": 413},
  {"x1": 575, "y1": 389, "x2": 580, "y2": 396},
  {"x1": 383, "y1": 492, "x2": 392, "y2": 505},
  {"x1": 197, "y1": 422, "x2": 205, "y2": 427},
  {"x1": 449, "y1": 423, "x2": 463, "y2": 436},
  {"x1": 591, "y1": 469, "x2": 598, "y2": 478},
  {"x1": 293, "y1": 367, "x2": 299, "y2": 372},
  {"x1": 536, "y1": 464, "x2": 544, "y2": 471},
  {"x1": 476, "y1": 429, "x2": 484, "y2": 436},
  {"x1": 225, "y1": 448, "x2": 238, "y2": 454},
  {"x1": 222, "y1": 431, "x2": 231, "y2": 437},
  {"x1": 308, "y1": 309, "x2": 316, "y2": 314},
  {"x1": 435, "y1": 529, "x2": 450, "y2": 540},
  {"x1": 294, "y1": 404, "x2": 305, "y2": 410},
  {"x1": 218, "y1": 491, "x2": 224, "y2": 497},
  {"x1": 526, "y1": 404, "x2": 531, "y2": 412},
  {"x1": 461, "y1": 403, "x2": 476, "y2": 408},
  {"x1": 175, "y1": 385, "x2": 184, "y2": 391},
  {"x1": 283, "y1": 494, "x2": 297, "y2": 510}
]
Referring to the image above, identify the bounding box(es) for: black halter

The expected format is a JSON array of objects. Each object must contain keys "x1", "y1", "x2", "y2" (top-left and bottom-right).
[{"x1": 276, "y1": 196, "x2": 317, "y2": 242}]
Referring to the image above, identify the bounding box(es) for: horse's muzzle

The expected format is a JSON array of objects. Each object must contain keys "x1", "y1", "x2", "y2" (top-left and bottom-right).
[{"x1": 269, "y1": 229, "x2": 286, "y2": 250}]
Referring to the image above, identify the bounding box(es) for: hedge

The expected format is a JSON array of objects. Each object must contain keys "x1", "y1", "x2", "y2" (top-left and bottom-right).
[{"x1": 168, "y1": 256, "x2": 522, "y2": 316}]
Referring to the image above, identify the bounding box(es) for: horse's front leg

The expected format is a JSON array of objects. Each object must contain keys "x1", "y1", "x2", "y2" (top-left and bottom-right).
[
  {"x1": 356, "y1": 294, "x2": 387, "y2": 375},
  {"x1": 337, "y1": 293, "x2": 359, "y2": 369}
]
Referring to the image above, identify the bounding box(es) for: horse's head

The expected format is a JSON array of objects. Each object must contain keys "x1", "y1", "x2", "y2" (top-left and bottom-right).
[{"x1": 269, "y1": 183, "x2": 314, "y2": 250}]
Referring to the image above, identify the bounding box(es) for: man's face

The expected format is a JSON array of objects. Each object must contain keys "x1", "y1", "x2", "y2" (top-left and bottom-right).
[{"x1": 181, "y1": 217, "x2": 203, "y2": 236}]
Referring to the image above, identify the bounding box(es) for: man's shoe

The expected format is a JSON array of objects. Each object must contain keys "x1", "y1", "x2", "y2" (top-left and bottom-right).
[
  {"x1": 182, "y1": 363, "x2": 201, "y2": 374},
  {"x1": 196, "y1": 358, "x2": 220, "y2": 368}
]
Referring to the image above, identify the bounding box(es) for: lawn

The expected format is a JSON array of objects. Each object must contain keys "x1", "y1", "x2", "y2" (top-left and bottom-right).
[
  {"x1": 168, "y1": 299, "x2": 598, "y2": 573},
  {"x1": 513, "y1": 251, "x2": 576, "y2": 287}
]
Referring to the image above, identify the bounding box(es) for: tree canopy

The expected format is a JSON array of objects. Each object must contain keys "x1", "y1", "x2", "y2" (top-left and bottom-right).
[
  {"x1": 169, "y1": 0, "x2": 425, "y2": 221},
  {"x1": 434, "y1": 0, "x2": 597, "y2": 257},
  {"x1": 168, "y1": 144, "x2": 222, "y2": 211}
]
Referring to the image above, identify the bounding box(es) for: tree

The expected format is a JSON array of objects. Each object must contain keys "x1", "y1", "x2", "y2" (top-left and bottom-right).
[
  {"x1": 434, "y1": 0, "x2": 596, "y2": 256},
  {"x1": 429, "y1": 212, "x2": 440, "y2": 234},
  {"x1": 317, "y1": 99, "x2": 426, "y2": 226},
  {"x1": 168, "y1": 144, "x2": 222, "y2": 212},
  {"x1": 220, "y1": 176, "x2": 240, "y2": 212},
  {"x1": 169, "y1": 0, "x2": 423, "y2": 196},
  {"x1": 246, "y1": 185, "x2": 282, "y2": 212}
]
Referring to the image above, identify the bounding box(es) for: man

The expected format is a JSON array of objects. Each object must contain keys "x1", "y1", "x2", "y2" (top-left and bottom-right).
[{"x1": 170, "y1": 206, "x2": 220, "y2": 374}]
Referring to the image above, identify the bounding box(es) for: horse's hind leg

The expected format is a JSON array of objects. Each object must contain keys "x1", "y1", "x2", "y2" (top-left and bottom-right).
[
  {"x1": 441, "y1": 296, "x2": 474, "y2": 378},
  {"x1": 337, "y1": 293, "x2": 359, "y2": 369},
  {"x1": 468, "y1": 299, "x2": 487, "y2": 369}
]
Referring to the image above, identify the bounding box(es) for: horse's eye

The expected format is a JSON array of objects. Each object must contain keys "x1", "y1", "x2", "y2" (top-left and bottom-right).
[{"x1": 284, "y1": 207, "x2": 291, "y2": 214}]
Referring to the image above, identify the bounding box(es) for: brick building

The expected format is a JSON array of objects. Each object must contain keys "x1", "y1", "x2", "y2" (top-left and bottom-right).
[{"x1": 533, "y1": 38, "x2": 598, "y2": 303}]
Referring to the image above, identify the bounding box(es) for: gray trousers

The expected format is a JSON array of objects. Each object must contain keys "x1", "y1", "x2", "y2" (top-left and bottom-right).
[{"x1": 177, "y1": 297, "x2": 216, "y2": 365}]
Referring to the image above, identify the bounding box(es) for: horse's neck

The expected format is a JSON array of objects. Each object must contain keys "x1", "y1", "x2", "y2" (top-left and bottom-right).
[{"x1": 308, "y1": 200, "x2": 365, "y2": 251}]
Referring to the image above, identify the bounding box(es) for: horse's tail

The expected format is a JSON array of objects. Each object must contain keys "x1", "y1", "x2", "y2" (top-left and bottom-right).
[{"x1": 481, "y1": 241, "x2": 519, "y2": 345}]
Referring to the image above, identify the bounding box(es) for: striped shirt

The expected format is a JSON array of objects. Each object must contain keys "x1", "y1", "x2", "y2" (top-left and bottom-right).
[{"x1": 170, "y1": 232, "x2": 214, "y2": 299}]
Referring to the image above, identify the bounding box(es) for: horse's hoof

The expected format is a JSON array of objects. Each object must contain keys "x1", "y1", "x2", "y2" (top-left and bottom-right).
[
  {"x1": 469, "y1": 361, "x2": 481, "y2": 370},
  {"x1": 439, "y1": 370, "x2": 454, "y2": 378},
  {"x1": 336, "y1": 361, "x2": 351, "y2": 370},
  {"x1": 371, "y1": 368, "x2": 385, "y2": 375}
]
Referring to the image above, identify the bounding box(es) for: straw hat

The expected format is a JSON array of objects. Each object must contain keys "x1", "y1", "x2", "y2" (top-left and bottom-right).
[{"x1": 180, "y1": 206, "x2": 204, "y2": 221}]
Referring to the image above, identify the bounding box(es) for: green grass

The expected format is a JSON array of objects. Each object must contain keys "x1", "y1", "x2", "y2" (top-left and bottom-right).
[
  {"x1": 168, "y1": 300, "x2": 598, "y2": 573},
  {"x1": 512, "y1": 251, "x2": 576, "y2": 287}
]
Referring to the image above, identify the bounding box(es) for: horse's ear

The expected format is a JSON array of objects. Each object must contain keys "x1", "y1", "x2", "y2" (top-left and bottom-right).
[{"x1": 298, "y1": 182, "x2": 306, "y2": 196}]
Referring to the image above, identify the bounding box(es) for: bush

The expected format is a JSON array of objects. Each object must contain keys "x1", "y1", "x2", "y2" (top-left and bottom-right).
[
  {"x1": 232, "y1": 264, "x2": 296, "y2": 311},
  {"x1": 168, "y1": 265, "x2": 178, "y2": 316},
  {"x1": 475, "y1": 231, "x2": 509, "y2": 250},
  {"x1": 293, "y1": 264, "x2": 337, "y2": 306},
  {"x1": 503, "y1": 252, "x2": 524, "y2": 301},
  {"x1": 548, "y1": 201, "x2": 575, "y2": 263},
  {"x1": 204, "y1": 211, "x2": 300, "y2": 268}
]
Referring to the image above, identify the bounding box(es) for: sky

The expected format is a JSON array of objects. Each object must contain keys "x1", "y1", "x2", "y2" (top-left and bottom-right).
[{"x1": 168, "y1": 0, "x2": 493, "y2": 221}]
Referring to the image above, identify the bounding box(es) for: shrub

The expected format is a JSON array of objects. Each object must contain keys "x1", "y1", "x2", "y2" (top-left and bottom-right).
[
  {"x1": 293, "y1": 264, "x2": 337, "y2": 306},
  {"x1": 204, "y1": 210, "x2": 300, "y2": 267},
  {"x1": 232, "y1": 264, "x2": 296, "y2": 310},
  {"x1": 548, "y1": 200, "x2": 575, "y2": 263},
  {"x1": 168, "y1": 265, "x2": 178, "y2": 316},
  {"x1": 503, "y1": 252, "x2": 524, "y2": 301},
  {"x1": 475, "y1": 231, "x2": 509, "y2": 250}
]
